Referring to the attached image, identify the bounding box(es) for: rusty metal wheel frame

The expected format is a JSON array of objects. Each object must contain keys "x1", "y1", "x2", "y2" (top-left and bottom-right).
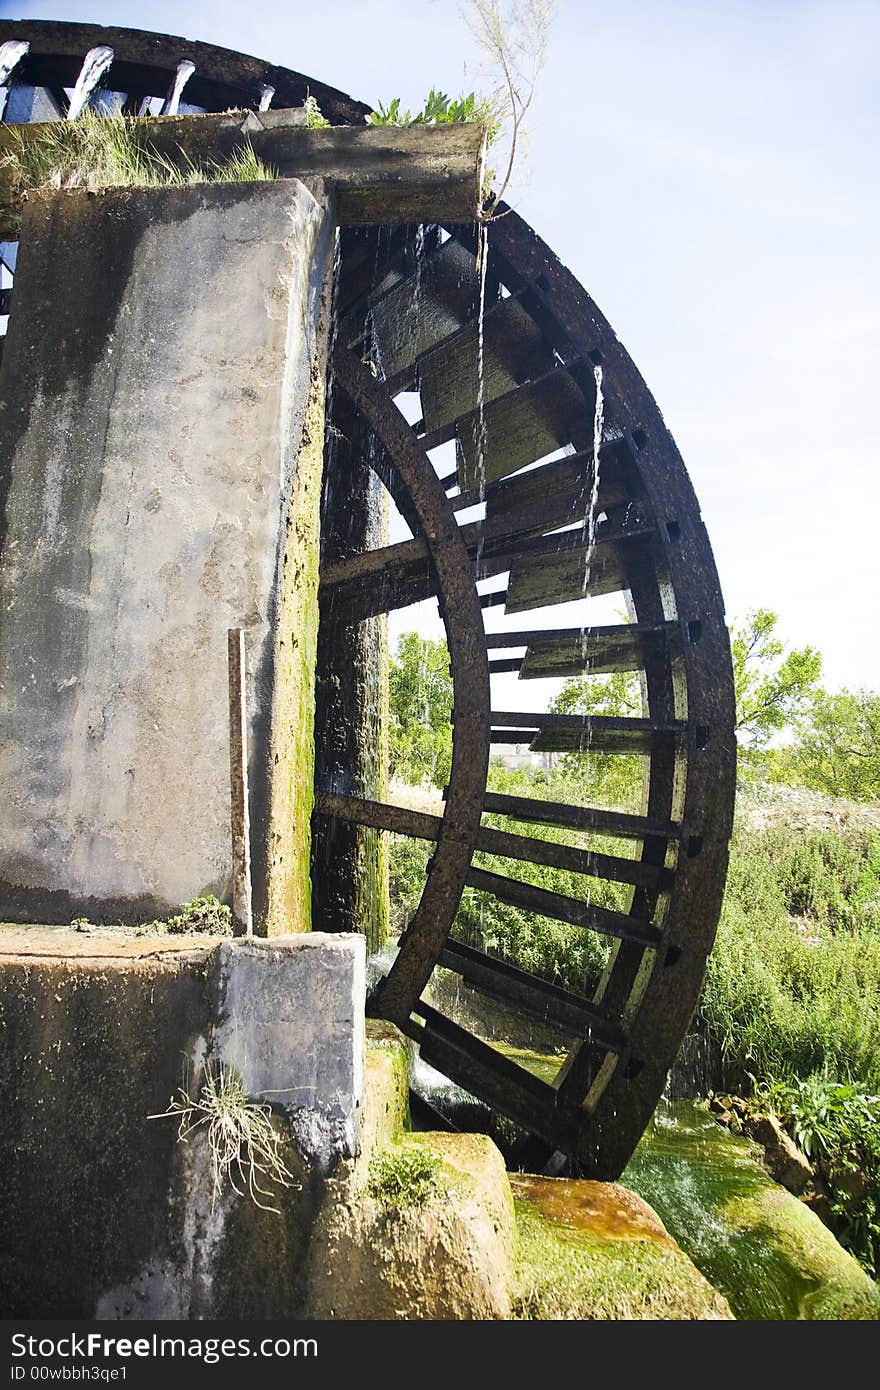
[{"x1": 1, "y1": 20, "x2": 737, "y2": 1177}]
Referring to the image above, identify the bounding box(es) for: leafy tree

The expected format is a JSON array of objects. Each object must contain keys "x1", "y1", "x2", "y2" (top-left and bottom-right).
[
  {"x1": 551, "y1": 667, "x2": 641, "y2": 720},
  {"x1": 781, "y1": 688, "x2": 880, "y2": 802},
  {"x1": 388, "y1": 632, "x2": 453, "y2": 789},
  {"x1": 549, "y1": 668, "x2": 644, "y2": 811},
  {"x1": 544, "y1": 609, "x2": 821, "y2": 795},
  {"x1": 731, "y1": 608, "x2": 822, "y2": 751}
]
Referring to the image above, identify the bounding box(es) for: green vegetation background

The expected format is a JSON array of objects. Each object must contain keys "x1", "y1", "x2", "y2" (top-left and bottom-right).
[{"x1": 388, "y1": 614, "x2": 880, "y2": 1272}]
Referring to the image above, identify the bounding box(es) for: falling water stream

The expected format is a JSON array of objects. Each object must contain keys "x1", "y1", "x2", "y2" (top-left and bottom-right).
[
  {"x1": 0, "y1": 39, "x2": 29, "y2": 121},
  {"x1": 161, "y1": 59, "x2": 196, "y2": 117},
  {"x1": 66, "y1": 45, "x2": 114, "y2": 120}
]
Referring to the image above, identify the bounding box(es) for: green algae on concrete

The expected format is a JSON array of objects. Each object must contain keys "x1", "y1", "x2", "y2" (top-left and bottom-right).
[
  {"x1": 308, "y1": 1130, "x2": 515, "y2": 1318},
  {"x1": 624, "y1": 1100, "x2": 880, "y2": 1320},
  {"x1": 356, "y1": 1019, "x2": 411, "y2": 1165},
  {"x1": 512, "y1": 1175, "x2": 732, "y2": 1320}
]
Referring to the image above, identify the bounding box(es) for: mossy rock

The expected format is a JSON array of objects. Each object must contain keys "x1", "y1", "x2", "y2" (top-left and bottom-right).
[
  {"x1": 307, "y1": 1132, "x2": 515, "y2": 1318},
  {"x1": 356, "y1": 1020, "x2": 410, "y2": 1164},
  {"x1": 512, "y1": 1177, "x2": 733, "y2": 1321},
  {"x1": 724, "y1": 1188, "x2": 880, "y2": 1320},
  {"x1": 625, "y1": 1101, "x2": 880, "y2": 1319}
]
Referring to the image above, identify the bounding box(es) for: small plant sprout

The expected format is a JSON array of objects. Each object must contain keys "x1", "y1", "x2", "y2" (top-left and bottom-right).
[
  {"x1": 465, "y1": 0, "x2": 556, "y2": 217},
  {"x1": 149, "y1": 1064, "x2": 300, "y2": 1213},
  {"x1": 367, "y1": 1143, "x2": 444, "y2": 1206},
  {"x1": 302, "y1": 94, "x2": 330, "y2": 128}
]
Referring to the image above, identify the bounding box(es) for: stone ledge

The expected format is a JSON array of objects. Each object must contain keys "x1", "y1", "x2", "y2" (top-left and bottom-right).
[{"x1": 214, "y1": 933, "x2": 366, "y2": 1171}]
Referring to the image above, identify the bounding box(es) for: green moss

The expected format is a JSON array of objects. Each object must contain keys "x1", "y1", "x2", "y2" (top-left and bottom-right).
[
  {"x1": 264, "y1": 330, "x2": 328, "y2": 934},
  {"x1": 362, "y1": 1021, "x2": 411, "y2": 1146},
  {"x1": 512, "y1": 1197, "x2": 731, "y2": 1320},
  {"x1": 625, "y1": 1101, "x2": 880, "y2": 1319},
  {"x1": 724, "y1": 1189, "x2": 880, "y2": 1320}
]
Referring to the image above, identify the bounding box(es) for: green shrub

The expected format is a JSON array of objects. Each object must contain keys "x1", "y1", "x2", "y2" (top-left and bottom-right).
[
  {"x1": 726, "y1": 823, "x2": 880, "y2": 933},
  {"x1": 164, "y1": 894, "x2": 232, "y2": 934},
  {"x1": 366, "y1": 89, "x2": 498, "y2": 133},
  {"x1": 753, "y1": 1073, "x2": 880, "y2": 1274},
  {"x1": 700, "y1": 823, "x2": 880, "y2": 1090}
]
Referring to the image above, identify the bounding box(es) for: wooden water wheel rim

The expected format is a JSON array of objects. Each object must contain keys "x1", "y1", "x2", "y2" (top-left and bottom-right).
[
  {"x1": 323, "y1": 345, "x2": 490, "y2": 1020},
  {"x1": 1, "y1": 19, "x2": 737, "y2": 1175}
]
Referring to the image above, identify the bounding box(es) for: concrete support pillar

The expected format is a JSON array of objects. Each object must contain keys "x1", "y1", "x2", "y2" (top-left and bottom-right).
[{"x1": 0, "y1": 179, "x2": 334, "y2": 931}]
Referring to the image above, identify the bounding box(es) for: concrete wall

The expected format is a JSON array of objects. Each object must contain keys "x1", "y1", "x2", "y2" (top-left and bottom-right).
[
  {"x1": 0, "y1": 926, "x2": 364, "y2": 1318},
  {"x1": 0, "y1": 179, "x2": 333, "y2": 931}
]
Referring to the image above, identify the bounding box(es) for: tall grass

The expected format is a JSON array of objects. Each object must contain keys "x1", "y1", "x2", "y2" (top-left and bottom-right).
[
  {"x1": 7, "y1": 109, "x2": 275, "y2": 192},
  {"x1": 701, "y1": 822, "x2": 880, "y2": 1090}
]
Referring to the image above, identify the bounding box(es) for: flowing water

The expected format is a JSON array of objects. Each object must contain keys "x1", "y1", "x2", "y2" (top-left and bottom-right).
[
  {"x1": 0, "y1": 39, "x2": 29, "y2": 86},
  {"x1": 162, "y1": 60, "x2": 195, "y2": 117},
  {"x1": 0, "y1": 38, "x2": 29, "y2": 121},
  {"x1": 623, "y1": 1099, "x2": 875, "y2": 1319},
  {"x1": 475, "y1": 220, "x2": 489, "y2": 498},
  {"x1": 586, "y1": 362, "x2": 604, "y2": 567},
  {"x1": 67, "y1": 45, "x2": 114, "y2": 120}
]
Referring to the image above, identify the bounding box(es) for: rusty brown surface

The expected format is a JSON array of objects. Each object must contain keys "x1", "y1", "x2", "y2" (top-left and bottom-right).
[{"x1": 328, "y1": 348, "x2": 490, "y2": 1024}]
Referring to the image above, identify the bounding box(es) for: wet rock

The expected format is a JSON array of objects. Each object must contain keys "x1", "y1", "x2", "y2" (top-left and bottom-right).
[
  {"x1": 626, "y1": 1101, "x2": 880, "y2": 1320},
  {"x1": 511, "y1": 1176, "x2": 733, "y2": 1320},
  {"x1": 724, "y1": 1188, "x2": 880, "y2": 1320},
  {"x1": 746, "y1": 1113, "x2": 814, "y2": 1195}
]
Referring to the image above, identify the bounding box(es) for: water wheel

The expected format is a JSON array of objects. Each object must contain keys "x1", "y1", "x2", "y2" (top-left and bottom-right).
[{"x1": 1, "y1": 20, "x2": 736, "y2": 1177}]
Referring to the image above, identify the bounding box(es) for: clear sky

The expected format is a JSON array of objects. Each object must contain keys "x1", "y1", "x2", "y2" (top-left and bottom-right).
[{"x1": 4, "y1": 0, "x2": 879, "y2": 693}]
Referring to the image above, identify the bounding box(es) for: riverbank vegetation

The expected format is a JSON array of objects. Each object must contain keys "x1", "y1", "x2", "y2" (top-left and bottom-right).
[{"x1": 387, "y1": 613, "x2": 880, "y2": 1272}]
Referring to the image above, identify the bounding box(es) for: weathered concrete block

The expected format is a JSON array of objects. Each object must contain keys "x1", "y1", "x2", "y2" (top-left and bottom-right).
[
  {"x1": 214, "y1": 932, "x2": 366, "y2": 1170},
  {"x1": 0, "y1": 926, "x2": 218, "y2": 1318},
  {"x1": 0, "y1": 924, "x2": 369, "y2": 1316},
  {"x1": 308, "y1": 1132, "x2": 516, "y2": 1319},
  {"x1": 0, "y1": 178, "x2": 333, "y2": 931}
]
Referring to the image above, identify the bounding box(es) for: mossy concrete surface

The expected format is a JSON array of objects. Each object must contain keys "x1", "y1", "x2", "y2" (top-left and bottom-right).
[
  {"x1": 0, "y1": 926, "x2": 365, "y2": 1317},
  {"x1": 311, "y1": 387, "x2": 390, "y2": 953},
  {"x1": 0, "y1": 178, "x2": 332, "y2": 932},
  {"x1": 308, "y1": 1130, "x2": 515, "y2": 1319},
  {"x1": 511, "y1": 1176, "x2": 733, "y2": 1320},
  {"x1": 355, "y1": 1019, "x2": 412, "y2": 1165},
  {"x1": 0, "y1": 927, "x2": 217, "y2": 1317},
  {"x1": 308, "y1": 1021, "x2": 520, "y2": 1318}
]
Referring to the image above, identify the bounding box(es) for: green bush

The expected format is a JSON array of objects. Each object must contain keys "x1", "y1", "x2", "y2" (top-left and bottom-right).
[
  {"x1": 700, "y1": 824, "x2": 880, "y2": 1090},
  {"x1": 725, "y1": 823, "x2": 880, "y2": 933},
  {"x1": 753, "y1": 1073, "x2": 880, "y2": 1275}
]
